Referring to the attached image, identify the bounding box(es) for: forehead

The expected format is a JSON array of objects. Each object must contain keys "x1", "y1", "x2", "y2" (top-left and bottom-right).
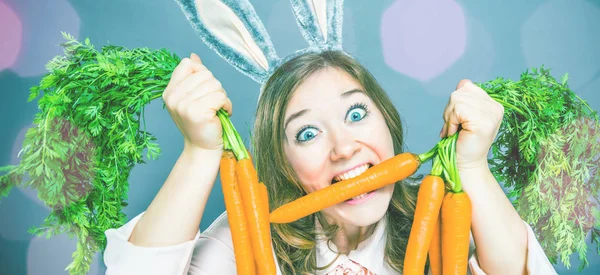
[{"x1": 286, "y1": 67, "x2": 363, "y2": 110}]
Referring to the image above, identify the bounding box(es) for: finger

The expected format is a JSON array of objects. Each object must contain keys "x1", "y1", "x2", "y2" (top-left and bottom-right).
[
  {"x1": 447, "y1": 98, "x2": 490, "y2": 137},
  {"x1": 440, "y1": 122, "x2": 448, "y2": 138},
  {"x1": 440, "y1": 84, "x2": 484, "y2": 138},
  {"x1": 447, "y1": 91, "x2": 495, "y2": 114},
  {"x1": 190, "y1": 53, "x2": 202, "y2": 63},
  {"x1": 181, "y1": 90, "x2": 230, "y2": 120},
  {"x1": 184, "y1": 88, "x2": 233, "y2": 117},
  {"x1": 175, "y1": 79, "x2": 228, "y2": 112},
  {"x1": 201, "y1": 90, "x2": 229, "y2": 114},
  {"x1": 454, "y1": 88, "x2": 503, "y2": 122},
  {"x1": 223, "y1": 97, "x2": 233, "y2": 116},
  {"x1": 163, "y1": 57, "x2": 207, "y2": 99},
  {"x1": 440, "y1": 94, "x2": 454, "y2": 137},
  {"x1": 447, "y1": 121, "x2": 460, "y2": 137},
  {"x1": 443, "y1": 105, "x2": 463, "y2": 137},
  {"x1": 455, "y1": 79, "x2": 472, "y2": 90},
  {"x1": 173, "y1": 69, "x2": 216, "y2": 96},
  {"x1": 455, "y1": 79, "x2": 491, "y2": 99},
  {"x1": 170, "y1": 58, "x2": 206, "y2": 85},
  {"x1": 169, "y1": 74, "x2": 224, "y2": 106},
  {"x1": 442, "y1": 97, "x2": 481, "y2": 136}
]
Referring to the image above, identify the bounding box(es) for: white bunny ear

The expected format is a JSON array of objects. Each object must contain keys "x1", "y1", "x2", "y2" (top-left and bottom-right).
[
  {"x1": 175, "y1": 0, "x2": 279, "y2": 83},
  {"x1": 290, "y1": 0, "x2": 344, "y2": 49}
]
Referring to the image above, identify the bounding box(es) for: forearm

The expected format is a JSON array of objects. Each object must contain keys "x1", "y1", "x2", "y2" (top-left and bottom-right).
[
  {"x1": 460, "y1": 167, "x2": 528, "y2": 275},
  {"x1": 129, "y1": 147, "x2": 222, "y2": 247}
]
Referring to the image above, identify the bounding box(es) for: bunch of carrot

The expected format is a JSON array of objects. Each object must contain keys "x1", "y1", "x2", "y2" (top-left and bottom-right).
[
  {"x1": 216, "y1": 110, "x2": 276, "y2": 275},
  {"x1": 403, "y1": 134, "x2": 472, "y2": 275}
]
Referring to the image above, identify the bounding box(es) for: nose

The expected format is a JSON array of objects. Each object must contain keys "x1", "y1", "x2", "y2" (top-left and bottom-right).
[{"x1": 329, "y1": 129, "x2": 361, "y2": 162}]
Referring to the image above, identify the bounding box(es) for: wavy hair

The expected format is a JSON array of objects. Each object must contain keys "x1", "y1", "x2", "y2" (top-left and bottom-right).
[{"x1": 252, "y1": 51, "x2": 420, "y2": 274}]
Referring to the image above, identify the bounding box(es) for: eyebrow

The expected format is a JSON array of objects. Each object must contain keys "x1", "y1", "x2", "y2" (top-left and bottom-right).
[
  {"x1": 283, "y1": 88, "x2": 366, "y2": 130},
  {"x1": 284, "y1": 109, "x2": 309, "y2": 130},
  {"x1": 341, "y1": 89, "x2": 366, "y2": 98}
]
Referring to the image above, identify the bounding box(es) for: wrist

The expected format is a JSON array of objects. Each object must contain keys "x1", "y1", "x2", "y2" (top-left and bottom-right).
[
  {"x1": 457, "y1": 158, "x2": 489, "y2": 173},
  {"x1": 457, "y1": 162, "x2": 495, "y2": 192},
  {"x1": 182, "y1": 145, "x2": 223, "y2": 161}
]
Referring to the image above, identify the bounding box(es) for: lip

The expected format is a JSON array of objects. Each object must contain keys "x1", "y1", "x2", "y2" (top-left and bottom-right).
[
  {"x1": 332, "y1": 162, "x2": 372, "y2": 182},
  {"x1": 345, "y1": 189, "x2": 377, "y2": 205}
]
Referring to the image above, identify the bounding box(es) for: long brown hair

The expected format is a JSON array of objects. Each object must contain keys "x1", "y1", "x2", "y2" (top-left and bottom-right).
[{"x1": 252, "y1": 51, "x2": 420, "y2": 274}]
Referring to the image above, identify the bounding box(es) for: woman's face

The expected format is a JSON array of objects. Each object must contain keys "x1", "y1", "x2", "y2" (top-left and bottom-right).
[{"x1": 283, "y1": 66, "x2": 395, "y2": 227}]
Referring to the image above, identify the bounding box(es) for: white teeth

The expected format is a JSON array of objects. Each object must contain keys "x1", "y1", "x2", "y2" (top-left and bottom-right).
[
  {"x1": 348, "y1": 170, "x2": 358, "y2": 179},
  {"x1": 351, "y1": 193, "x2": 368, "y2": 200},
  {"x1": 333, "y1": 164, "x2": 370, "y2": 182}
]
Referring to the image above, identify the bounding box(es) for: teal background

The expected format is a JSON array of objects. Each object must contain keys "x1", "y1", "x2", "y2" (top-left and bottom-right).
[{"x1": 1, "y1": 0, "x2": 600, "y2": 274}]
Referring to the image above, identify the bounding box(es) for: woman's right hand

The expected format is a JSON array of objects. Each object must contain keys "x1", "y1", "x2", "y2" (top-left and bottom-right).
[{"x1": 162, "y1": 53, "x2": 233, "y2": 152}]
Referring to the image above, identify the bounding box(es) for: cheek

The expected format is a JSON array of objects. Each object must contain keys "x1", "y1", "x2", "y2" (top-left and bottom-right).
[
  {"x1": 357, "y1": 118, "x2": 395, "y2": 158},
  {"x1": 285, "y1": 145, "x2": 330, "y2": 192}
]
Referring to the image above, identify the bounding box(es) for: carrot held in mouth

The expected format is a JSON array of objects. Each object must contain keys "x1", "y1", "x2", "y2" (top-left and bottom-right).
[
  {"x1": 270, "y1": 150, "x2": 436, "y2": 224},
  {"x1": 403, "y1": 156, "x2": 446, "y2": 275},
  {"x1": 220, "y1": 151, "x2": 255, "y2": 275}
]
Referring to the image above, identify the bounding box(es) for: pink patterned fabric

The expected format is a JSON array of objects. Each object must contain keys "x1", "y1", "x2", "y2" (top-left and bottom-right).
[{"x1": 326, "y1": 259, "x2": 376, "y2": 275}]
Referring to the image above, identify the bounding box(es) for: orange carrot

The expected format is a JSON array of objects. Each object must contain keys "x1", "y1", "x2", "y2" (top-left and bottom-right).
[
  {"x1": 441, "y1": 191, "x2": 472, "y2": 275},
  {"x1": 237, "y1": 158, "x2": 277, "y2": 275},
  {"x1": 403, "y1": 175, "x2": 446, "y2": 275},
  {"x1": 220, "y1": 151, "x2": 255, "y2": 275},
  {"x1": 428, "y1": 211, "x2": 443, "y2": 275},
  {"x1": 270, "y1": 152, "x2": 421, "y2": 224},
  {"x1": 256, "y1": 182, "x2": 277, "y2": 275}
]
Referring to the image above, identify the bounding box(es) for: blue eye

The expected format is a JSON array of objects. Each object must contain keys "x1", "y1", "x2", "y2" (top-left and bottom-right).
[
  {"x1": 296, "y1": 126, "x2": 320, "y2": 142},
  {"x1": 346, "y1": 103, "x2": 368, "y2": 122}
]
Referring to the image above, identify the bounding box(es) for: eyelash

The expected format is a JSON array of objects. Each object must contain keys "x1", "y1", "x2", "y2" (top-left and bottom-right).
[
  {"x1": 294, "y1": 102, "x2": 370, "y2": 143},
  {"x1": 294, "y1": 125, "x2": 319, "y2": 143},
  {"x1": 346, "y1": 102, "x2": 370, "y2": 122}
]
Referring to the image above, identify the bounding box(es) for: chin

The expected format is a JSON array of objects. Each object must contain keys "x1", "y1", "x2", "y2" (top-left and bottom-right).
[{"x1": 331, "y1": 184, "x2": 395, "y2": 227}]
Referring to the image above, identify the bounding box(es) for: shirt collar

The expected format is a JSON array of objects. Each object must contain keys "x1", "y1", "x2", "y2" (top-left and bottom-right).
[{"x1": 315, "y1": 217, "x2": 388, "y2": 274}]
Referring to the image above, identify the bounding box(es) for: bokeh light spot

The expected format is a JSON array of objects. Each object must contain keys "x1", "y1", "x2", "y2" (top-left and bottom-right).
[
  {"x1": 7, "y1": 0, "x2": 80, "y2": 77},
  {"x1": 420, "y1": 18, "x2": 495, "y2": 96},
  {"x1": 521, "y1": 0, "x2": 600, "y2": 90},
  {"x1": 27, "y1": 234, "x2": 100, "y2": 275},
  {"x1": 0, "y1": 2, "x2": 22, "y2": 70},
  {"x1": 381, "y1": 0, "x2": 467, "y2": 82}
]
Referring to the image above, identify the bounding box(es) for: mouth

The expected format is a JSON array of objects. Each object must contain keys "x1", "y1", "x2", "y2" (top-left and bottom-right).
[
  {"x1": 331, "y1": 163, "x2": 376, "y2": 203},
  {"x1": 331, "y1": 163, "x2": 373, "y2": 183}
]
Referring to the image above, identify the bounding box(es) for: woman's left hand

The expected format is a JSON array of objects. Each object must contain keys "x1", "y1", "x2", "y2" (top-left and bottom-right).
[{"x1": 440, "y1": 79, "x2": 504, "y2": 172}]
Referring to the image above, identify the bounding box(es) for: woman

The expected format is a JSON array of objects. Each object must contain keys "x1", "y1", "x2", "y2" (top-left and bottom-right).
[{"x1": 102, "y1": 50, "x2": 557, "y2": 274}]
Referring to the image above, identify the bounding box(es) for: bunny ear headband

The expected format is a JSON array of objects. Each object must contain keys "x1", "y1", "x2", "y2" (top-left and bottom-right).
[{"x1": 174, "y1": 0, "x2": 344, "y2": 85}]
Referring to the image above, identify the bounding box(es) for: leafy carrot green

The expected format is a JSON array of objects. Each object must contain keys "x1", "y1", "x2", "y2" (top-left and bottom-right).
[{"x1": 478, "y1": 69, "x2": 600, "y2": 269}]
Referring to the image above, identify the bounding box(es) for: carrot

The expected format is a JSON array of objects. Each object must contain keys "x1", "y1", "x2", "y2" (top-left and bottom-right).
[
  {"x1": 270, "y1": 152, "x2": 421, "y2": 224},
  {"x1": 403, "y1": 175, "x2": 445, "y2": 275},
  {"x1": 256, "y1": 182, "x2": 277, "y2": 275},
  {"x1": 441, "y1": 191, "x2": 472, "y2": 275},
  {"x1": 237, "y1": 158, "x2": 277, "y2": 275},
  {"x1": 220, "y1": 151, "x2": 255, "y2": 275},
  {"x1": 428, "y1": 212, "x2": 443, "y2": 275}
]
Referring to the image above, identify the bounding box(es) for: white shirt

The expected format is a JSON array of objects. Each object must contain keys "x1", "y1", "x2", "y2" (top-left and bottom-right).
[{"x1": 103, "y1": 211, "x2": 558, "y2": 275}]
